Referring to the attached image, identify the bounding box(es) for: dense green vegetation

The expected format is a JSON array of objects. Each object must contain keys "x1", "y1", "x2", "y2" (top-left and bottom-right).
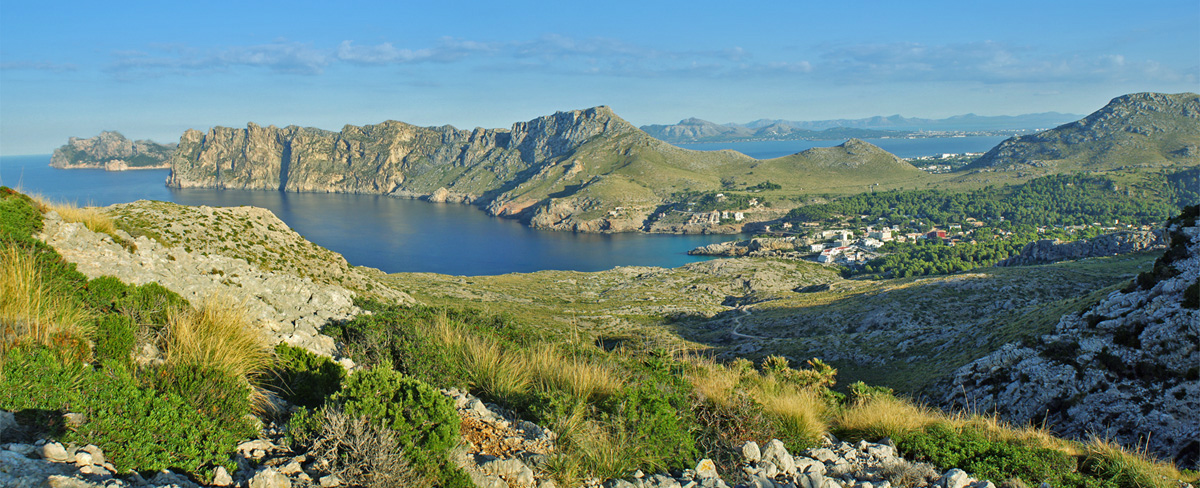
[
  {"x1": 0, "y1": 188, "x2": 468, "y2": 485},
  {"x1": 2, "y1": 186, "x2": 1195, "y2": 487},
  {"x1": 862, "y1": 239, "x2": 1025, "y2": 277},
  {"x1": 785, "y1": 172, "x2": 1197, "y2": 228}
]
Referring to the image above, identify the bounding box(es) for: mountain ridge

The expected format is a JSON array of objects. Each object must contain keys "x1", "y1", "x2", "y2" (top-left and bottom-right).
[
  {"x1": 641, "y1": 111, "x2": 1081, "y2": 143},
  {"x1": 166, "y1": 107, "x2": 923, "y2": 233},
  {"x1": 964, "y1": 92, "x2": 1200, "y2": 173}
]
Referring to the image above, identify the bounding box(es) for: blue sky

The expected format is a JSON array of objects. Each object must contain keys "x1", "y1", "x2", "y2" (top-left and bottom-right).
[{"x1": 1, "y1": 0, "x2": 1196, "y2": 155}]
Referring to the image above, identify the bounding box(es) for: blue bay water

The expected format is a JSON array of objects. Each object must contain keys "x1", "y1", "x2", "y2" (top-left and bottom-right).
[
  {"x1": 0, "y1": 135, "x2": 1003, "y2": 275},
  {"x1": 0, "y1": 155, "x2": 734, "y2": 276},
  {"x1": 676, "y1": 136, "x2": 1010, "y2": 159}
]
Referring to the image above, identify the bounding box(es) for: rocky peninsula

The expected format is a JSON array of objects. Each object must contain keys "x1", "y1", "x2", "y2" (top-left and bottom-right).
[{"x1": 51, "y1": 131, "x2": 176, "y2": 171}]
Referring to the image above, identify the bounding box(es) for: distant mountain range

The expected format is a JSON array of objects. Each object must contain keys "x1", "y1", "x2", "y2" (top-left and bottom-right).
[{"x1": 640, "y1": 112, "x2": 1082, "y2": 143}]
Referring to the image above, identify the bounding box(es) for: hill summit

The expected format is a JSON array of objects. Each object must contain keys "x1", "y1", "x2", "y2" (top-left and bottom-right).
[
  {"x1": 166, "y1": 107, "x2": 921, "y2": 233},
  {"x1": 965, "y1": 92, "x2": 1200, "y2": 172}
]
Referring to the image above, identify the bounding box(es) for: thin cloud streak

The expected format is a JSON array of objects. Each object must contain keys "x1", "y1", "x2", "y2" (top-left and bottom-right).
[{"x1": 102, "y1": 36, "x2": 1193, "y2": 85}]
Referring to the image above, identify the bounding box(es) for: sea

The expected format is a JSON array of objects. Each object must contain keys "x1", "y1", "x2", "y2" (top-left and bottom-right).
[{"x1": 0, "y1": 136, "x2": 1006, "y2": 276}]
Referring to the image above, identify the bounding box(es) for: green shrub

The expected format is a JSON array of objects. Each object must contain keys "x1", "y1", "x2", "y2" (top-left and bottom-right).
[
  {"x1": 271, "y1": 343, "x2": 345, "y2": 408},
  {"x1": 285, "y1": 406, "x2": 326, "y2": 448},
  {"x1": 616, "y1": 382, "x2": 698, "y2": 472},
  {"x1": 119, "y1": 282, "x2": 189, "y2": 327},
  {"x1": 0, "y1": 344, "x2": 88, "y2": 412},
  {"x1": 333, "y1": 366, "x2": 459, "y2": 455},
  {"x1": 331, "y1": 366, "x2": 462, "y2": 481},
  {"x1": 83, "y1": 276, "x2": 131, "y2": 311},
  {"x1": 152, "y1": 364, "x2": 254, "y2": 425},
  {"x1": 848, "y1": 381, "x2": 895, "y2": 403},
  {"x1": 67, "y1": 361, "x2": 253, "y2": 477},
  {"x1": 897, "y1": 423, "x2": 1078, "y2": 486},
  {"x1": 92, "y1": 314, "x2": 136, "y2": 366}
]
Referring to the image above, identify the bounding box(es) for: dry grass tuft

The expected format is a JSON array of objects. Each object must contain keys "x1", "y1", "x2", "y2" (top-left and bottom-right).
[
  {"x1": 164, "y1": 295, "x2": 272, "y2": 384},
  {"x1": 528, "y1": 343, "x2": 620, "y2": 403},
  {"x1": 429, "y1": 313, "x2": 531, "y2": 402},
  {"x1": 1082, "y1": 437, "x2": 1196, "y2": 487},
  {"x1": 0, "y1": 246, "x2": 94, "y2": 354},
  {"x1": 757, "y1": 388, "x2": 828, "y2": 445},
  {"x1": 685, "y1": 357, "x2": 747, "y2": 409},
  {"x1": 835, "y1": 394, "x2": 942, "y2": 441},
  {"x1": 30, "y1": 195, "x2": 116, "y2": 235}
]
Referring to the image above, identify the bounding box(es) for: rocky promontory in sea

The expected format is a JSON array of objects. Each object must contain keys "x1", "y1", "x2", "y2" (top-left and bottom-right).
[
  {"x1": 945, "y1": 206, "x2": 1200, "y2": 468},
  {"x1": 51, "y1": 131, "x2": 177, "y2": 171},
  {"x1": 162, "y1": 107, "x2": 930, "y2": 235}
]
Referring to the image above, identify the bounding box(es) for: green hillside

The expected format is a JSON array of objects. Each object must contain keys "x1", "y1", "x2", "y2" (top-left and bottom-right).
[{"x1": 959, "y1": 92, "x2": 1200, "y2": 180}]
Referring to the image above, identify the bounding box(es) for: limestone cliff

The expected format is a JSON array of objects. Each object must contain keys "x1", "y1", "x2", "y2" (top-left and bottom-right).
[
  {"x1": 166, "y1": 108, "x2": 934, "y2": 233},
  {"x1": 945, "y1": 206, "x2": 1200, "y2": 468},
  {"x1": 51, "y1": 131, "x2": 176, "y2": 170},
  {"x1": 166, "y1": 107, "x2": 627, "y2": 196},
  {"x1": 167, "y1": 107, "x2": 761, "y2": 233}
]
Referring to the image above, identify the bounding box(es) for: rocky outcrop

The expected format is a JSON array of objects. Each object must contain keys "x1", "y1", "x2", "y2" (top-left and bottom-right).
[
  {"x1": 966, "y1": 92, "x2": 1200, "y2": 171},
  {"x1": 945, "y1": 207, "x2": 1200, "y2": 468},
  {"x1": 36, "y1": 203, "x2": 412, "y2": 359},
  {"x1": 602, "y1": 437, "x2": 998, "y2": 488},
  {"x1": 51, "y1": 131, "x2": 176, "y2": 170},
  {"x1": 690, "y1": 237, "x2": 809, "y2": 257},
  {"x1": 995, "y1": 230, "x2": 1166, "y2": 266}
]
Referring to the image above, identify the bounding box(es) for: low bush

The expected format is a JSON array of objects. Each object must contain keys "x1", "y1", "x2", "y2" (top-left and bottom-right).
[
  {"x1": 92, "y1": 313, "x2": 135, "y2": 366},
  {"x1": 306, "y1": 407, "x2": 429, "y2": 488},
  {"x1": 152, "y1": 364, "x2": 254, "y2": 426},
  {"x1": 0, "y1": 344, "x2": 88, "y2": 412},
  {"x1": 614, "y1": 381, "x2": 698, "y2": 472},
  {"x1": 270, "y1": 343, "x2": 345, "y2": 408},
  {"x1": 331, "y1": 366, "x2": 463, "y2": 483},
  {"x1": 897, "y1": 423, "x2": 1076, "y2": 484},
  {"x1": 67, "y1": 361, "x2": 252, "y2": 477}
]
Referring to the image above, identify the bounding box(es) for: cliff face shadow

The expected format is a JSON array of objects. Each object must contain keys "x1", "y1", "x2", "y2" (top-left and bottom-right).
[{"x1": 278, "y1": 143, "x2": 292, "y2": 191}]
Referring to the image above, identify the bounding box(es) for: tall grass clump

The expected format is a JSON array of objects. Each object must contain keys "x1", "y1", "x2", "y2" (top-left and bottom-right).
[
  {"x1": 165, "y1": 296, "x2": 272, "y2": 383},
  {"x1": 29, "y1": 196, "x2": 116, "y2": 235},
  {"x1": 1080, "y1": 438, "x2": 1191, "y2": 488},
  {"x1": 0, "y1": 246, "x2": 93, "y2": 356},
  {"x1": 527, "y1": 343, "x2": 620, "y2": 403}
]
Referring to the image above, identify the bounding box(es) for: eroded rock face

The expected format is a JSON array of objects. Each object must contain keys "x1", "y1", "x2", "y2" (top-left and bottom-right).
[
  {"x1": 36, "y1": 203, "x2": 412, "y2": 358},
  {"x1": 51, "y1": 131, "x2": 176, "y2": 170},
  {"x1": 996, "y1": 230, "x2": 1166, "y2": 266},
  {"x1": 166, "y1": 107, "x2": 624, "y2": 197},
  {"x1": 946, "y1": 207, "x2": 1200, "y2": 468}
]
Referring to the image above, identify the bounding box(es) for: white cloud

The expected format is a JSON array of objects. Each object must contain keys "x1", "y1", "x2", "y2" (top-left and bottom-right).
[
  {"x1": 101, "y1": 36, "x2": 1194, "y2": 85},
  {"x1": 813, "y1": 41, "x2": 1193, "y2": 84}
]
